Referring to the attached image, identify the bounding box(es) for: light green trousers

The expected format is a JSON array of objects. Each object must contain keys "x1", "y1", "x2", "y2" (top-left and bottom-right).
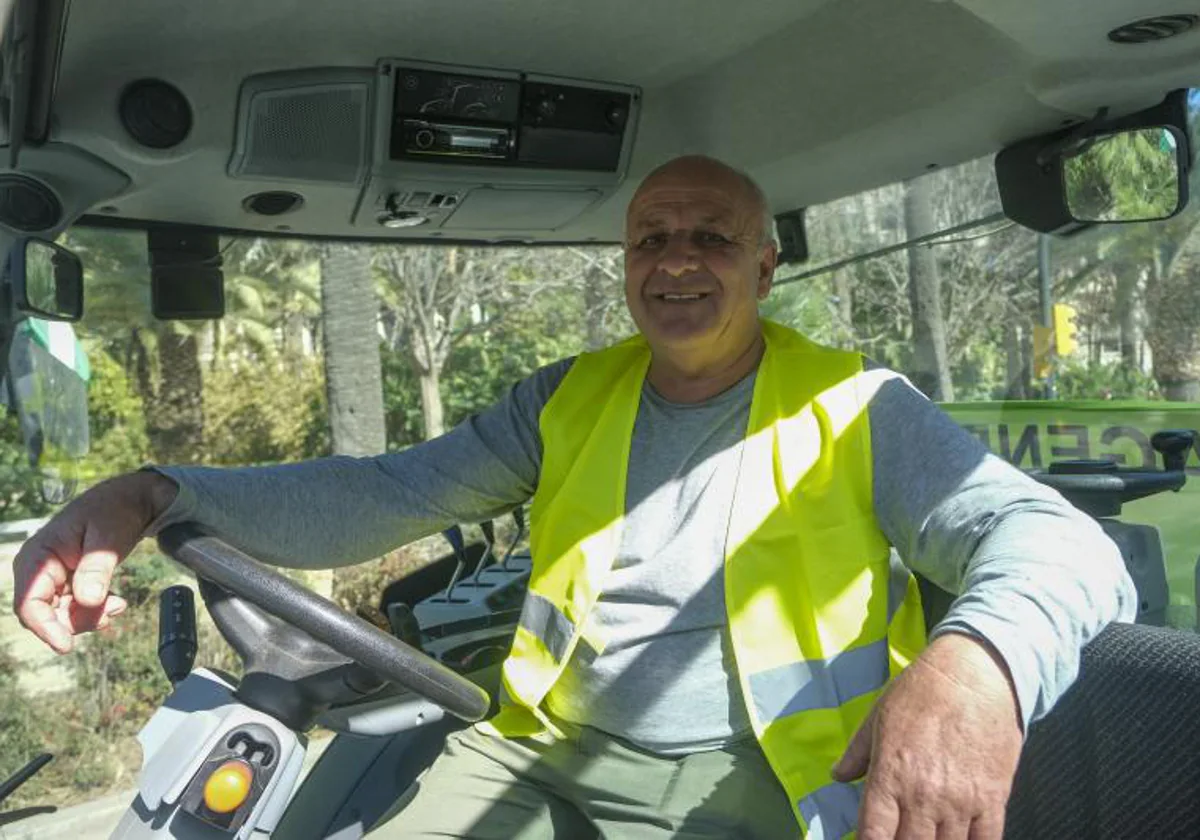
[{"x1": 370, "y1": 722, "x2": 799, "y2": 839}]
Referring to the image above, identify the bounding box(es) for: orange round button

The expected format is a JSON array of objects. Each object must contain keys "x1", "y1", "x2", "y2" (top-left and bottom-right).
[{"x1": 202, "y1": 760, "x2": 254, "y2": 814}]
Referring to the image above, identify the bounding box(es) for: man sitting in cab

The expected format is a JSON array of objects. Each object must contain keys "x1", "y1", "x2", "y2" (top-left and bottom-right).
[{"x1": 13, "y1": 155, "x2": 1134, "y2": 839}]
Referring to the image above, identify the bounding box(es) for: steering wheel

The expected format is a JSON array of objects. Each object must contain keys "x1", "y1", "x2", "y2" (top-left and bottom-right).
[{"x1": 157, "y1": 523, "x2": 491, "y2": 729}]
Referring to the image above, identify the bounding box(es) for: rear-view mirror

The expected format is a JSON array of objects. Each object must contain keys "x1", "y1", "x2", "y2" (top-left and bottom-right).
[
  {"x1": 11, "y1": 239, "x2": 84, "y2": 321},
  {"x1": 995, "y1": 89, "x2": 1191, "y2": 235},
  {"x1": 1063, "y1": 127, "x2": 1186, "y2": 223}
]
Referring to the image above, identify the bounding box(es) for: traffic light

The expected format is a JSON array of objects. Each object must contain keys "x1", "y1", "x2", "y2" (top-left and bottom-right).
[{"x1": 1052, "y1": 303, "x2": 1079, "y2": 356}]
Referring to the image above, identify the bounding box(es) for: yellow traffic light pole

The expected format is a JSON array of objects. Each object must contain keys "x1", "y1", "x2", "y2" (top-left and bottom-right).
[
  {"x1": 1037, "y1": 234, "x2": 1057, "y2": 398},
  {"x1": 1033, "y1": 235, "x2": 1081, "y2": 398}
]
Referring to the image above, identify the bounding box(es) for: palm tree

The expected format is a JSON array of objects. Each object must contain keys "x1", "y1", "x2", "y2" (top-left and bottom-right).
[
  {"x1": 319, "y1": 243, "x2": 386, "y2": 456},
  {"x1": 68, "y1": 227, "x2": 207, "y2": 464}
]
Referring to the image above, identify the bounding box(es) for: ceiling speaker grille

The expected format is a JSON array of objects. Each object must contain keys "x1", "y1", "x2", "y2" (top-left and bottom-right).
[
  {"x1": 0, "y1": 175, "x2": 62, "y2": 232},
  {"x1": 1109, "y1": 15, "x2": 1198, "y2": 44},
  {"x1": 233, "y1": 83, "x2": 369, "y2": 184},
  {"x1": 119, "y1": 79, "x2": 193, "y2": 148}
]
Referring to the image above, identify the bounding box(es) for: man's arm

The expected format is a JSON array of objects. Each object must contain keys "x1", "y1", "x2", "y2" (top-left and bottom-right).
[
  {"x1": 866, "y1": 373, "x2": 1137, "y2": 729},
  {"x1": 147, "y1": 358, "x2": 573, "y2": 569},
  {"x1": 835, "y1": 369, "x2": 1137, "y2": 838}
]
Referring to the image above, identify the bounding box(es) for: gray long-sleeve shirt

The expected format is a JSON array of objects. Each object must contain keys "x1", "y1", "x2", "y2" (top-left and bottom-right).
[{"x1": 151, "y1": 356, "x2": 1136, "y2": 752}]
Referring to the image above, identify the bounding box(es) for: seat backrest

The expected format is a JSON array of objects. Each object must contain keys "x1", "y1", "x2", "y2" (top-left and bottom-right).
[
  {"x1": 1005, "y1": 622, "x2": 1200, "y2": 839},
  {"x1": 1098, "y1": 519, "x2": 1169, "y2": 626}
]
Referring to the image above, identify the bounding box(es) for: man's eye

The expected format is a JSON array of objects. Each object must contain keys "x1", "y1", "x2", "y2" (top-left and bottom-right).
[
  {"x1": 637, "y1": 234, "x2": 667, "y2": 249},
  {"x1": 697, "y1": 231, "x2": 731, "y2": 246}
]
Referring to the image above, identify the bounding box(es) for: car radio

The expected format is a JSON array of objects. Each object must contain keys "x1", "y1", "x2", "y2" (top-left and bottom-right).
[{"x1": 387, "y1": 64, "x2": 636, "y2": 172}]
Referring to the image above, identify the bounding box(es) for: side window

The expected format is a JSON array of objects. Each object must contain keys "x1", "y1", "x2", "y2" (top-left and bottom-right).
[{"x1": 775, "y1": 128, "x2": 1200, "y2": 631}]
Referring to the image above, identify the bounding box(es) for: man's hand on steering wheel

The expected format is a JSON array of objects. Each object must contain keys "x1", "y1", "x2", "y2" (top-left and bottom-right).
[{"x1": 11, "y1": 471, "x2": 179, "y2": 653}]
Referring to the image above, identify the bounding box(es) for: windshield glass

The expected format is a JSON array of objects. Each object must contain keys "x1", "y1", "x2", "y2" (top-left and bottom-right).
[{"x1": 6, "y1": 142, "x2": 1200, "y2": 818}]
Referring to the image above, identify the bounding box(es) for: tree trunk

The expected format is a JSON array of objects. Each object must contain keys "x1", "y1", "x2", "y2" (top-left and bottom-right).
[
  {"x1": 317, "y1": 245, "x2": 386, "y2": 600},
  {"x1": 418, "y1": 365, "x2": 445, "y2": 439},
  {"x1": 210, "y1": 320, "x2": 223, "y2": 373},
  {"x1": 1004, "y1": 320, "x2": 1027, "y2": 400},
  {"x1": 583, "y1": 265, "x2": 608, "y2": 351},
  {"x1": 148, "y1": 324, "x2": 204, "y2": 463},
  {"x1": 1146, "y1": 248, "x2": 1200, "y2": 401},
  {"x1": 130, "y1": 327, "x2": 155, "y2": 407},
  {"x1": 1115, "y1": 267, "x2": 1142, "y2": 370},
  {"x1": 833, "y1": 272, "x2": 855, "y2": 348},
  {"x1": 903, "y1": 177, "x2": 954, "y2": 401},
  {"x1": 319, "y1": 244, "x2": 387, "y2": 457}
]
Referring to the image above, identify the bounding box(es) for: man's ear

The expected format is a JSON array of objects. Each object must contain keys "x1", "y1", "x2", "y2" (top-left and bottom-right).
[{"x1": 757, "y1": 242, "x2": 778, "y2": 300}]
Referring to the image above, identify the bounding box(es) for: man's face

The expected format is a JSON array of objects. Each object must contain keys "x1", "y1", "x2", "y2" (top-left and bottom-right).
[{"x1": 623, "y1": 161, "x2": 776, "y2": 359}]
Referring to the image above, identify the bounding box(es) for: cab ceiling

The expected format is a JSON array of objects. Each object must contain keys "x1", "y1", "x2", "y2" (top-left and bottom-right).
[{"x1": 41, "y1": 0, "x2": 1200, "y2": 242}]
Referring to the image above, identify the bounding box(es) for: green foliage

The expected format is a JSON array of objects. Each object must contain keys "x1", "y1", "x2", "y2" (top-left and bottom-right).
[
  {"x1": 77, "y1": 347, "x2": 153, "y2": 482},
  {"x1": 113, "y1": 548, "x2": 178, "y2": 607},
  {"x1": 382, "y1": 255, "x2": 604, "y2": 447},
  {"x1": 1064, "y1": 129, "x2": 1182, "y2": 223},
  {"x1": 1057, "y1": 360, "x2": 1161, "y2": 401},
  {"x1": 201, "y1": 357, "x2": 330, "y2": 465},
  {"x1": 0, "y1": 413, "x2": 54, "y2": 520},
  {"x1": 0, "y1": 642, "x2": 128, "y2": 811},
  {"x1": 760, "y1": 280, "x2": 836, "y2": 344},
  {"x1": 0, "y1": 645, "x2": 45, "y2": 792}
]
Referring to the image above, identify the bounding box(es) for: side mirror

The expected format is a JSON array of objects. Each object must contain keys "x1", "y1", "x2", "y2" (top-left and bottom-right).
[
  {"x1": 995, "y1": 90, "x2": 1191, "y2": 234},
  {"x1": 11, "y1": 239, "x2": 84, "y2": 321},
  {"x1": 1063, "y1": 127, "x2": 1186, "y2": 223}
]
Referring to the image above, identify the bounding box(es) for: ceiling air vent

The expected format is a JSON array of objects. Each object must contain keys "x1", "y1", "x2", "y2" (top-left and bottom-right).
[
  {"x1": 1108, "y1": 15, "x2": 1198, "y2": 44},
  {"x1": 243, "y1": 191, "x2": 304, "y2": 216}
]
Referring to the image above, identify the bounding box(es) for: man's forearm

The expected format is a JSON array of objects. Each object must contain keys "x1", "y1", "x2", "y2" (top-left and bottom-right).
[
  {"x1": 146, "y1": 437, "x2": 536, "y2": 570},
  {"x1": 145, "y1": 457, "x2": 458, "y2": 568},
  {"x1": 141, "y1": 363, "x2": 561, "y2": 569},
  {"x1": 929, "y1": 501, "x2": 1136, "y2": 729},
  {"x1": 866, "y1": 374, "x2": 1138, "y2": 730}
]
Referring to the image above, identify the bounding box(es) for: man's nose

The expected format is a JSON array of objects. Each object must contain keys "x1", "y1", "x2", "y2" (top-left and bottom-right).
[{"x1": 655, "y1": 232, "x2": 701, "y2": 277}]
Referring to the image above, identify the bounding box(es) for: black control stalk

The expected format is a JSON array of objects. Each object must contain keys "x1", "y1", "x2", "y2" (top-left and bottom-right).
[
  {"x1": 1151, "y1": 429, "x2": 1194, "y2": 472},
  {"x1": 1036, "y1": 429, "x2": 1196, "y2": 517},
  {"x1": 158, "y1": 585, "x2": 198, "y2": 685}
]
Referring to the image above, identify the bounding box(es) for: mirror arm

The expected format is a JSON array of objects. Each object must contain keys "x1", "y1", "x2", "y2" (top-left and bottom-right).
[{"x1": 1036, "y1": 107, "x2": 1110, "y2": 167}]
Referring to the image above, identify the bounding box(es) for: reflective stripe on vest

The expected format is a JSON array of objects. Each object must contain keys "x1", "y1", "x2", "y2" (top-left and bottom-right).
[
  {"x1": 799, "y1": 782, "x2": 862, "y2": 840},
  {"x1": 482, "y1": 320, "x2": 928, "y2": 838},
  {"x1": 749, "y1": 638, "x2": 889, "y2": 723},
  {"x1": 518, "y1": 592, "x2": 575, "y2": 663}
]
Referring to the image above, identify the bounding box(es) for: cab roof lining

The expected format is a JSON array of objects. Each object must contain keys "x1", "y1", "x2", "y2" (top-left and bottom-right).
[{"x1": 27, "y1": 0, "x2": 1200, "y2": 243}]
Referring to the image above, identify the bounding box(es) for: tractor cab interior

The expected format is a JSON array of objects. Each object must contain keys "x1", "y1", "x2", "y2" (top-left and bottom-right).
[{"x1": 4, "y1": 1, "x2": 1200, "y2": 838}]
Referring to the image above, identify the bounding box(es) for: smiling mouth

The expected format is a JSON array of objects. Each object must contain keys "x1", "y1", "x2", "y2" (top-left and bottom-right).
[{"x1": 654, "y1": 292, "x2": 710, "y2": 303}]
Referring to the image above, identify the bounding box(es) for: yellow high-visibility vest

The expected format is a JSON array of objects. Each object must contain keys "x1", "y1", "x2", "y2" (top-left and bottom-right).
[{"x1": 479, "y1": 320, "x2": 927, "y2": 838}]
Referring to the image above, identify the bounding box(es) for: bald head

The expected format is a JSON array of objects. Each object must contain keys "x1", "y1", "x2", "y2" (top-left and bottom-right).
[{"x1": 631, "y1": 155, "x2": 774, "y2": 247}]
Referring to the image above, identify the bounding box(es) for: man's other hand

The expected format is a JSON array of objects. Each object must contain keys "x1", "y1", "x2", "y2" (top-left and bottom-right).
[
  {"x1": 832, "y1": 632, "x2": 1023, "y2": 840},
  {"x1": 11, "y1": 471, "x2": 179, "y2": 653}
]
